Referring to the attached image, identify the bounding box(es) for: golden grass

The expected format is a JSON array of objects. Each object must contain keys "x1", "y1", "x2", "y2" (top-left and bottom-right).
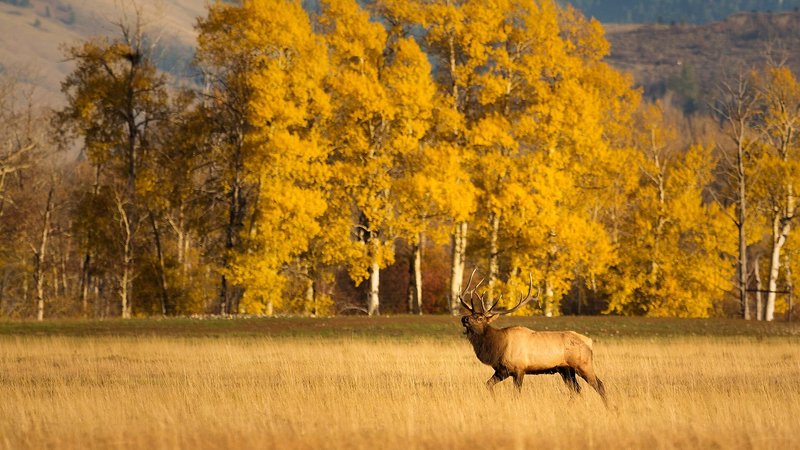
[{"x1": 1, "y1": 335, "x2": 798, "y2": 449}]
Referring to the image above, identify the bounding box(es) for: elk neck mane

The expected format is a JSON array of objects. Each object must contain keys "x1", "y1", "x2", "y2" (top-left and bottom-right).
[{"x1": 467, "y1": 326, "x2": 507, "y2": 366}]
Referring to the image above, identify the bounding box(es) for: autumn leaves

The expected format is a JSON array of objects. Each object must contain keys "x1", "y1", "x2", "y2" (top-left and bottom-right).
[
  {"x1": 191, "y1": 0, "x2": 640, "y2": 316},
  {"x1": 43, "y1": 0, "x2": 799, "y2": 318}
]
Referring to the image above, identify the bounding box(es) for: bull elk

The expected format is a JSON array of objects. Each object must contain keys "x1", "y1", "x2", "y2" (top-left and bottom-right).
[{"x1": 459, "y1": 270, "x2": 607, "y2": 405}]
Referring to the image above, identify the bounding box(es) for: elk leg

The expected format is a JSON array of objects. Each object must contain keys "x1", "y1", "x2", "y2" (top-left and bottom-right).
[
  {"x1": 511, "y1": 372, "x2": 524, "y2": 392},
  {"x1": 486, "y1": 370, "x2": 507, "y2": 392},
  {"x1": 559, "y1": 367, "x2": 581, "y2": 395},
  {"x1": 576, "y1": 367, "x2": 608, "y2": 407}
]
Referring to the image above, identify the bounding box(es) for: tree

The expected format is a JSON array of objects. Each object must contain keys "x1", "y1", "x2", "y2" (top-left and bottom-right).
[
  {"x1": 195, "y1": 0, "x2": 334, "y2": 316},
  {"x1": 606, "y1": 103, "x2": 733, "y2": 317},
  {"x1": 319, "y1": 0, "x2": 435, "y2": 315},
  {"x1": 372, "y1": 1, "x2": 447, "y2": 315},
  {"x1": 134, "y1": 90, "x2": 215, "y2": 316},
  {"x1": 204, "y1": 0, "x2": 330, "y2": 315},
  {"x1": 413, "y1": 0, "x2": 479, "y2": 314},
  {"x1": 0, "y1": 75, "x2": 59, "y2": 318},
  {"x1": 752, "y1": 66, "x2": 800, "y2": 321},
  {"x1": 195, "y1": 2, "x2": 258, "y2": 315},
  {"x1": 55, "y1": 11, "x2": 170, "y2": 318},
  {"x1": 711, "y1": 72, "x2": 761, "y2": 319}
]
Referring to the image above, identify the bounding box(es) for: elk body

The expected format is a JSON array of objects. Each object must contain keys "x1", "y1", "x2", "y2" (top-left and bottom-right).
[{"x1": 460, "y1": 272, "x2": 607, "y2": 405}]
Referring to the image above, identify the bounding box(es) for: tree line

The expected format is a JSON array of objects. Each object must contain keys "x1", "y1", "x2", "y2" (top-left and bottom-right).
[{"x1": 0, "y1": 0, "x2": 798, "y2": 321}]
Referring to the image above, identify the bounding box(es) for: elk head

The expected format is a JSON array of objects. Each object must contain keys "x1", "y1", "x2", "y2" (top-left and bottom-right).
[{"x1": 459, "y1": 269, "x2": 538, "y2": 337}]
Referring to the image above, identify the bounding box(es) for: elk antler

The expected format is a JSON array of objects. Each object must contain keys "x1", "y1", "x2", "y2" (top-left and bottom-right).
[
  {"x1": 458, "y1": 268, "x2": 479, "y2": 313},
  {"x1": 486, "y1": 293, "x2": 502, "y2": 314},
  {"x1": 472, "y1": 276, "x2": 487, "y2": 312},
  {"x1": 491, "y1": 273, "x2": 539, "y2": 315}
]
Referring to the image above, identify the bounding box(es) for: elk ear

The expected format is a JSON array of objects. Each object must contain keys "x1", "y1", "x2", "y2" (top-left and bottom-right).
[{"x1": 486, "y1": 314, "x2": 499, "y2": 323}]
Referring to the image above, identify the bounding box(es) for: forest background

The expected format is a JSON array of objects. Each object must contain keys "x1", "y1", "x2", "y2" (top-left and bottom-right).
[{"x1": 2, "y1": 0, "x2": 800, "y2": 321}]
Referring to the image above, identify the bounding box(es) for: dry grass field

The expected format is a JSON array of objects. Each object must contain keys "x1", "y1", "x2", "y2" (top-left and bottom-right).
[{"x1": 1, "y1": 317, "x2": 799, "y2": 449}]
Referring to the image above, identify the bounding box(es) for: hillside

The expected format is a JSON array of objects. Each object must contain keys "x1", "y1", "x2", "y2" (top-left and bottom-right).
[
  {"x1": 562, "y1": 0, "x2": 800, "y2": 24},
  {"x1": 2, "y1": 1, "x2": 800, "y2": 110},
  {"x1": 605, "y1": 12, "x2": 800, "y2": 112},
  {"x1": 0, "y1": 0, "x2": 204, "y2": 106}
]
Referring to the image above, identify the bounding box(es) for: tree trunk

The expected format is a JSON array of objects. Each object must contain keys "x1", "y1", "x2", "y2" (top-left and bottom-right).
[
  {"x1": 34, "y1": 186, "x2": 54, "y2": 321},
  {"x1": 266, "y1": 299, "x2": 273, "y2": 316},
  {"x1": 449, "y1": 221, "x2": 468, "y2": 314},
  {"x1": 765, "y1": 212, "x2": 791, "y2": 321},
  {"x1": 120, "y1": 259, "x2": 131, "y2": 319},
  {"x1": 80, "y1": 254, "x2": 91, "y2": 317},
  {"x1": 737, "y1": 137, "x2": 750, "y2": 320},
  {"x1": 407, "y1": 233, "x2": 423, "y2": 315},
  {"x1": 52, "y1": 266, "x2": 59, "y2": 299},
  {"x1": 785, "y1": 253, "x2": 793, "y2": 322},
  {"x1": 80, "y1": 165, "x2": 100, "y2": 318},
  {"x1": 487, "y1": 212, "x2": 500, "y2": 304},
  {"x1": 367, "y1": 257, "x2": 380, "y2": 316},
  {"x1": 304, "y1": 274, "x2": 316, "y2": 317},
  {"x1": 60, "y1": 251, "x2": 69, "y2": 298},
  {"x1": 544, "y1": 280, "x2": 554, "y2": 317},
  {"x1": 220, "y1": 155, "x2": 244, "y2": 315},
  {"x1": 219, "y1": 274, "x2": 229, "y2": 315},
  {"x1": 738, "y1": 222, "x2": 750, "y2": 320},
  {"x1": 115, "y1": 195, "x2": 134, "y2": 319},
  {"x1": 407, "y1": 249, "x2": 415, "y2": 314},
  {"x1": 754, "y1": 255, "x2": 763, "y2": 321},
  {"x1": 149, "y1": 211, "x2": 170, "y2": 316}
]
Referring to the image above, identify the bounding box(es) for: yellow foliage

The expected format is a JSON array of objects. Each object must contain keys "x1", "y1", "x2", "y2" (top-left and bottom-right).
[
  {"x1": 604, "y1": 106, "x2": 735, "y2": 317},
  {"x1": 198, "y1": 0, "x2": 332, "y2": 313},
  {"x1": 193, "y1": 0, "x2": 736, "y2": 318},
  {"x1": 317, "y1": 0, "x2": 439, "y2": 287}
]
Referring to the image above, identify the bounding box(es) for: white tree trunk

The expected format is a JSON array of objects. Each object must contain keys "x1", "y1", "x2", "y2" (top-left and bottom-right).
[
  {"x1": 34, "y1": 187, "x2": 54, "y2": 321},
  {"x1": 115, "y1": 195, "x2": 134, "y2": 320},
  {"x1": 449, "y1": 221, "x2": 468, "y2": 315},
  {"x1": 409, "y1": 234, "x2": 423, "y2": 315},
  {"x1": 754, "y1": 255, "x2": 764, "y2": 321},
  {"x1": 120, "y1": 264, "x2": 131, "y2": 319},
  {"x1": 765, "y1": 213, "x2": 791, "y2": 321},
  {"x1": 367, "y1": 259, "x2": 380, "y2": 316}
]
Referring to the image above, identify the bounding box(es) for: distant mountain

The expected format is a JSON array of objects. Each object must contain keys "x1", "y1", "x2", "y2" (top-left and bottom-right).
[
  {"x1": 562, "y1": 0, "x2": 800, "y2": 24},
  {"x1": 605, "y1": 12, "x2": 800, "y2": 112},
  {"x1": 2, "y1": 0, "x2": 799, "y2": 114},
  {"x1": 0, "y1": 0, "x2": 205, "y2": 106}
]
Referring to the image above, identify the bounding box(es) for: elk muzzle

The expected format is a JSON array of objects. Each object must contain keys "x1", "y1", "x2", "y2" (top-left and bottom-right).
[{"x1": 461, "y1": 316, "x2": 469, "y2": 334}]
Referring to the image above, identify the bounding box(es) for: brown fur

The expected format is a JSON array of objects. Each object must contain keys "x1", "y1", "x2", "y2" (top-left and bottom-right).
[{"x1": 462, "y1": 314, "x2": 607, "y2": 405}]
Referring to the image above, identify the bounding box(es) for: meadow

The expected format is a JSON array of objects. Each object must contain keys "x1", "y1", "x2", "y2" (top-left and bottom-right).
[{"x1": 1, "y1": 316, "x2": 799, "y2": 449}]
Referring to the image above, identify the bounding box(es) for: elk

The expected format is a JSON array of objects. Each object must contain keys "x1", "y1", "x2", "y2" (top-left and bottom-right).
[{"x1": 459, "y1": 270, "x2": 607, "y2": 405}]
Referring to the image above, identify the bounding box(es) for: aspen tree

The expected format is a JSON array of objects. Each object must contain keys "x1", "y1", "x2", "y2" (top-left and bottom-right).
[
  {"x1": 711, "y1": 73, "x2": 761, "y2": 319},
  {"x1": 606, "y1": 104, "x2": 733, "y2": 317},
  {"x1": 319, "y1": 0, "x2": 434, "y2": 315},
  {"x1": 753, "y1": 66, "x2": 800, "y2": 321},
  {"x1": 198, "y1": 0, "x2": 330, "y2": 315}
]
